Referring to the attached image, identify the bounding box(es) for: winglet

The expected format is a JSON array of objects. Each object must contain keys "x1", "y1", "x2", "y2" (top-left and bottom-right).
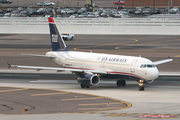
[{"x1": 7, "y1": 63, "x2": 11, "y2": 69}]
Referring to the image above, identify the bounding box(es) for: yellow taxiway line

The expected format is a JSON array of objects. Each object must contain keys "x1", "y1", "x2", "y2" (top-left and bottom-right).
[
  {"x1": 115, "y1": 38, "x2": 180, "y2": 49},
  {"x1": 62, "y1": 97, "x2": 104, "y2": 101},
  {"x1": 31, "y1": 92, "x2": 69, "y2": 96},
  {"x1": 74, "y1": 38, "x2": 138, "y2": 50},
  {"x1": 79, "y1": 102, "x2": 123, "y2": 106},
  {"x1": 175, "y1": 55, "x2": 180, "y2": 57},
  {"x1": 0, "y1": 34, "x2": 22, "y2": 38},
  {"x1": 0, "y1": 88, "x2": 28, "y2": 93},
  {"x1": 77, "y1": 107, "x2": 122, "y2": 110}
]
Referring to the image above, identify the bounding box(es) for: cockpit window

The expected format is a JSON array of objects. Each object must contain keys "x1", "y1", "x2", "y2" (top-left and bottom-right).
[
  {"x1": 140, "y1": 64, "x2": 156, "y2": 68},
  {"x1": 147, "y1": 64, "x2": 153, "y2": 68}
]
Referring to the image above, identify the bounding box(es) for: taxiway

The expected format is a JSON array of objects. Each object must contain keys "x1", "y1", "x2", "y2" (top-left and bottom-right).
[{"x1": 0, "y1": 34, "x2": 180, "y2": 120}]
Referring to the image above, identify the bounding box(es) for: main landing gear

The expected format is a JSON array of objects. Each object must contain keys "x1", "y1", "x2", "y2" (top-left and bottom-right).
[
  {"x1": 116, "y1": 79, "x2": 126, "y2": 87},
  {"x1": 81, "y1": 84, "x2": 90, "y2": 88},
  {"x1": 139, "y1": 80, "x2": 144, "y2": 91}
]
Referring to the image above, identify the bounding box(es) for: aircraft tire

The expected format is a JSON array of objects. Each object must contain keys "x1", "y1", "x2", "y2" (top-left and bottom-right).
[
  {"x1": 121, "y1": 80, "x2": 126, "y2": 86},
  {"x1": 116, "y1": 80, "x2": 122, "y2": 87},
  {"x1": 139, "y1": 86, "x2": 144, "y2": 91},
  {"x1": 81, "y1": 84, "x2": 86, "y2": 88},
  {"x1": 85, "y1": 86, "x2": 90, "y2": 88}
]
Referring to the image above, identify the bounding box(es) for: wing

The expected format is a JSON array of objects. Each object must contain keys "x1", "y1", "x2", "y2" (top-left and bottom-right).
[
  {"x1": 153, "y1": 58, "x2": 173, "y2": 65},
  {"x1": 7, "y1": 63, "x2": 107, "y2": 74}
]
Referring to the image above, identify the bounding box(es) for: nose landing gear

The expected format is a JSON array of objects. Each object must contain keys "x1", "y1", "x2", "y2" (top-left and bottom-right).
[{"x1": 139, "y1": 80, "x2": 144, "y2": 91}]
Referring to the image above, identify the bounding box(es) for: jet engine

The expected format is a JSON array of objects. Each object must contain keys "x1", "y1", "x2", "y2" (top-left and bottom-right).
[{"x1": 77, "y1": 74, "x2": 100, "y2": 86}]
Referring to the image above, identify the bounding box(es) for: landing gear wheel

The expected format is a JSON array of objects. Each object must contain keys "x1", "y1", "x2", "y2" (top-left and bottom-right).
[
  {"x1": 116, "y1": 80, "x2": 122, "y2": 87},
  {"x1": 81, "y1": 84, "x2": 86, "y2": 88},
  {"x1": 121, "y1": 80, "x2": 126, "y2": 86},
  {"x1": 85, "y1": 86, "x2": 90, "y2": 88},
  {"x1": 139, "y1": 86, "x2": 144, "y2": 91},
  {"x1": 116, "y1": 80, "x2": 126, "y2": 87}
]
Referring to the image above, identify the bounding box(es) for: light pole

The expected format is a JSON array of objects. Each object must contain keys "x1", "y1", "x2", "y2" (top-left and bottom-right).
[
  {"x1": 168, "y1": 0, "x2": 169, "y2": 14},
  {"x1": 91, "y1": 0, "x2": 93, "y2": 7},
  {"x1": 65, "y1": 0, "x2": 66, "y2": 17},
  {"x1": 132, "y1": 0, "x2": 134, "y2": 9},
  {"x1": 153, "y1": 0, "x2": 155, "y2": 13},
  {"x1": 141, "y1": 0, "x2": 143, "y2": 16}
]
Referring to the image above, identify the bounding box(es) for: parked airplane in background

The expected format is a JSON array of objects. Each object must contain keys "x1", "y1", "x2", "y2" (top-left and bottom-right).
[{"x1": 8, "y1": 17, "x2": 173, "y2": 91}]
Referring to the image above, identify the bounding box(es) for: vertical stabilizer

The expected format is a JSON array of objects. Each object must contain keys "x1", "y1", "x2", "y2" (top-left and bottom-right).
[{"x1": 48, "y1": 17, "x2": 69, "y2": 51}]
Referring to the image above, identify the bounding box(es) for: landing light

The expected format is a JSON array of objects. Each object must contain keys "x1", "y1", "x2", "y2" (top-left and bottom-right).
[
  {"x1": 139, "y1": 80, "x2": 143, "y2": 83},
  {"x1": 139, "y1": 83, "x2": 143, "y2": 86}
]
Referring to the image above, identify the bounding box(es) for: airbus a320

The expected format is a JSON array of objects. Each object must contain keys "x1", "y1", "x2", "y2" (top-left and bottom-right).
[{"x1": 8, "y1": 17, "x2": 172, "y2": 91}]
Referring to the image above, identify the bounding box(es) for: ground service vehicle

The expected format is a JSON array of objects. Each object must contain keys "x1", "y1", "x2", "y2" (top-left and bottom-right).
[{"x1": 61, "y1": 32, "x2": 74, "y2": 40}]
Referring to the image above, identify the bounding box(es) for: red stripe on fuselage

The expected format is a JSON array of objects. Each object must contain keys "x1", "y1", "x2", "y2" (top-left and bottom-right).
[{"x1": 106, "y1": 71, "x2": 145, "y2": 80}]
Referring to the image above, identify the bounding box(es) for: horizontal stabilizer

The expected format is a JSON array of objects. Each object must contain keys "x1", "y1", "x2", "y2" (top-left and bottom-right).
[{"x1": 21, "y1": 54, "x2": 55, "y2": 58}]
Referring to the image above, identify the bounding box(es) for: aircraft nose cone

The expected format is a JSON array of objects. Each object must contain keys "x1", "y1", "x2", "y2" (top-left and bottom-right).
[{"x1": 148, "y1": 68, "x2": 159, "y2": 80}]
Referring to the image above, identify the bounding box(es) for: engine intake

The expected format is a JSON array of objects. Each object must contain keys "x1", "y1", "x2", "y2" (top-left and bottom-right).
[{"x1": 77, "y1": 74, "x2": 100, "y2": 86}]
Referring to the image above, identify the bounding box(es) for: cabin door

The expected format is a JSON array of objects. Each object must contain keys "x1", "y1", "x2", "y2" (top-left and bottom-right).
[
  {"x1": 130, "y1": 60, "x2": 137, "y2": 73},
  {"x1": 100, "y1": 60, "x2": 106, "y2": 68}
]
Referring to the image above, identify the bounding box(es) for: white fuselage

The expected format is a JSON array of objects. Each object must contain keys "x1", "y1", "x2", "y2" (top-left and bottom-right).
[{"x1": 46, "y1": 51, "x2": 159, "y2": 81}]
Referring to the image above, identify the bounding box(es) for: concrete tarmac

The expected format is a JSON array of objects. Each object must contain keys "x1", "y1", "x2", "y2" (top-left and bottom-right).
[
  {"x1": 0, "y1": 73, "x2": 180, "y2": 120},
  {"x1": 0, "y1": 34, "x2": 180, "y2": 120}
]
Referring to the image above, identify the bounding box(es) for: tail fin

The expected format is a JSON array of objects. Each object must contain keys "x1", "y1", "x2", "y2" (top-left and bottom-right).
[{"x1": 48, "y1": 17, "x2": 69, "y2": 51}]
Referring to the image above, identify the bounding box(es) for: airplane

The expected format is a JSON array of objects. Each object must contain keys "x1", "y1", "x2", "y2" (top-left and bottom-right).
[{"x1": 8, "y1": 17, "x2": 173, "y2": 91}]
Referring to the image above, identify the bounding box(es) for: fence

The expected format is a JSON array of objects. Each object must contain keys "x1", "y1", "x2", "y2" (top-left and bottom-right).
[{"x1": 0, "y1": 17, "x2": 180, "y2": 35}]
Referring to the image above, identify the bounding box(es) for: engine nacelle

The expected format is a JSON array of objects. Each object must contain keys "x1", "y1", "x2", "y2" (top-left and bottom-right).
[
  {"x1": 77, "y1": 74, "x2": 100, "y2": 86},
  {"x1": 145, "y1": 80, "x2": 155, "y2": 83}
]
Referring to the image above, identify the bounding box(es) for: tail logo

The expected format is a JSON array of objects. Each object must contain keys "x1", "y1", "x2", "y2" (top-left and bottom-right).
[{"x1": 52, "y1": 34, "x2": 58, "y2": 42}]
